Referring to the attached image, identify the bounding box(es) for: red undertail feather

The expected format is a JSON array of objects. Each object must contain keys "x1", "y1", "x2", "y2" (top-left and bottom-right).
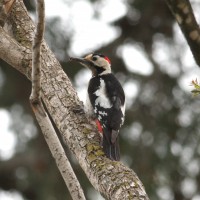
[{"x1": 95, "y1": 119, "x2": 103, "y2": 133}]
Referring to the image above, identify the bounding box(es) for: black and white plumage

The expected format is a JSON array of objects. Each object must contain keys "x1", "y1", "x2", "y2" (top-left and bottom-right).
[{"x1": 70, "y1": 53, "x2": 125, "y2": 161}]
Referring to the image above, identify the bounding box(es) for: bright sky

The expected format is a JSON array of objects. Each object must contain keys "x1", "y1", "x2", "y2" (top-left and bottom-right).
[
  {"x1": 1, "y1": 0, "x2": 200, "y2": 199},
  {"x1": 0, "y1": 190, "x2": 23, "y2": 200},
  {"x1": 45, "y1": 0, "x2": 126, "y2": 55},
  {"x1": 0, "y1": 110, "x2": 16, "y2": 160}
]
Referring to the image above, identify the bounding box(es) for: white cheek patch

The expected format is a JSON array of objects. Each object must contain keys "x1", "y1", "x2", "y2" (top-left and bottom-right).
[
  {"x1": 94, "y1": 79, "x2": 112, "y2": 108},
  {"x1": 96, "y1": 58, "x2": 111, "y2": 69},
  {"x1": 96, "y1": 58, "x2": 106, "y2": 66}
]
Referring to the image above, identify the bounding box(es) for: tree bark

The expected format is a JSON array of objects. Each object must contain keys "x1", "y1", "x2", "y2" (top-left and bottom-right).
[
  {"x1": 165, "y1": 0, "x2": 200, "y2": 67},
  {"x1": 0, "y1": 0, "x2": 149, "y2": 199},
  {"x1": 29, "y1": 1, "x2": 86, "y2": 199}
]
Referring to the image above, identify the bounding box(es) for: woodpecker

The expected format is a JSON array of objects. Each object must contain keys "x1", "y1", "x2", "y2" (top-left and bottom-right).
[{"x1": 70, "y1": 53, "x2": 125, "y2": 161}]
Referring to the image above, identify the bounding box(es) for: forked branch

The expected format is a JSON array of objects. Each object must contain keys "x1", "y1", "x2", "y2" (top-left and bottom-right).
[{"x1": 29, "y1": 0, "x2": 86, "y2": 199}]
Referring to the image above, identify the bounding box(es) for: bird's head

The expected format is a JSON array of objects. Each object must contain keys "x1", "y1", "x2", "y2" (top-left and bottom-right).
[{"x1": 70, "y1": 53, "x2": 111, "y2": 76}]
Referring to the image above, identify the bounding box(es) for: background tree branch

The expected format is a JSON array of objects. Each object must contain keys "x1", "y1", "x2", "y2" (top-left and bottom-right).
[
  {"x1": 0, "y1": 0, "x2": 149, "y2": 199},
  {"x1": 165, "y1": 0, "x2": 200, "y2": 66}
]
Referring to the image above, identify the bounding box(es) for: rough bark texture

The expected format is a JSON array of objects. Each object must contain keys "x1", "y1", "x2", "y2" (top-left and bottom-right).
[
  {"x1": 31, "y1": 102, "x2": 86, "y2": 200},
  {"x1": 29, "y1": 1, "x2": 86, "y2": 199},
  {"x1": 0, "y1": 0, "x2": 15, "y2": 26},
  {"x1": 165, "y1": 0, "x2": 200, "y2": 66},
  {"x1": 30, "y1": 0, "x2": 45, "y2": 102},
  {"x1": 0, "y1": 0, "x2": 149, "y2": 199}
]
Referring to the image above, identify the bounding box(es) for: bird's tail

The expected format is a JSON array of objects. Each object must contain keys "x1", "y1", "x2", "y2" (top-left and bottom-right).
[{"x1": 103, "y1": 128, "x2": 120, "y2": 161}]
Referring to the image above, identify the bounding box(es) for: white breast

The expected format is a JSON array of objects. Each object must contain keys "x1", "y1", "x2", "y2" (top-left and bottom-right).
[{"x1": 94, "y1": 79, "x2": 112, "y2": 108}]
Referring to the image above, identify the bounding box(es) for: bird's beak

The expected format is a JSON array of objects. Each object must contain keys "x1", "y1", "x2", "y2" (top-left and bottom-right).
[{"x1": 69, "y1": 57, "x2": 93, "y2": 69}]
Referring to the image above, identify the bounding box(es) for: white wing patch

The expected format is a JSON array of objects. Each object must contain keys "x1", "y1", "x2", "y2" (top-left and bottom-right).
[
  {"x1": 121, "y1": 102, "x2": 125, "y2": 115},
  {"x1": 120, "y1": 100, "x2": 126, "y2": 125},
  {"x1": 98, "y1": 111, "x2": 107, "y2": 116},
  {"x1": 94, "y1": 79, "x2": 112, "y2": 108}
]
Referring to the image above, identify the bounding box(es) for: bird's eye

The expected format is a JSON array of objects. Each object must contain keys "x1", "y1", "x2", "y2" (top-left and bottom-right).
[{"x1": 92, "y1": 56, "x2": 97, "y2": 61}]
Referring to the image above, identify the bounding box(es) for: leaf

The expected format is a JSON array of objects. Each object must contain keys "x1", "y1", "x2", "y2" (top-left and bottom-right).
[{"x1": 190, "y1": 79, "x2": 200, "y2": 96}]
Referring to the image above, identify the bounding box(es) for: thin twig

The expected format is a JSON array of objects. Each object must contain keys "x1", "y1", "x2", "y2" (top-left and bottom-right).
[
  {"x1": 30, "y1": 0, "x2": 45, "y2": 103},
  {"x1": 31, "y1": 103, "x2": 86, "y2": 200},
  {"x1": 29, "y1": 0, "x2": 86, "y2": 199}
]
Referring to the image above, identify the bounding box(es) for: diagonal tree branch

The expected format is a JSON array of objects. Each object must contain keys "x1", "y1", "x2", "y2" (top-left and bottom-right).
[
  {"x1": 29, "y1": 0, "x2": 86, "y2": 199},
  {"x1": 0, "y1": 0, "x2": 149, "y2": 199},
  {"x1": 165, "y1": 0, "x2": 200, "y2": 66}
]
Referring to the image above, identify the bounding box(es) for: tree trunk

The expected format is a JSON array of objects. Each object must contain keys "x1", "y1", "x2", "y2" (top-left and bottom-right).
[{"x1": 0, "y1": 0, "x2": 149, "y2": 199}]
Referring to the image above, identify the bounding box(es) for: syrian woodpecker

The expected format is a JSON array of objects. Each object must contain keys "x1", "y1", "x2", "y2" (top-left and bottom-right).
[{"x1": 70, "y1": 53, "x2": 125, "y2": 161}]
